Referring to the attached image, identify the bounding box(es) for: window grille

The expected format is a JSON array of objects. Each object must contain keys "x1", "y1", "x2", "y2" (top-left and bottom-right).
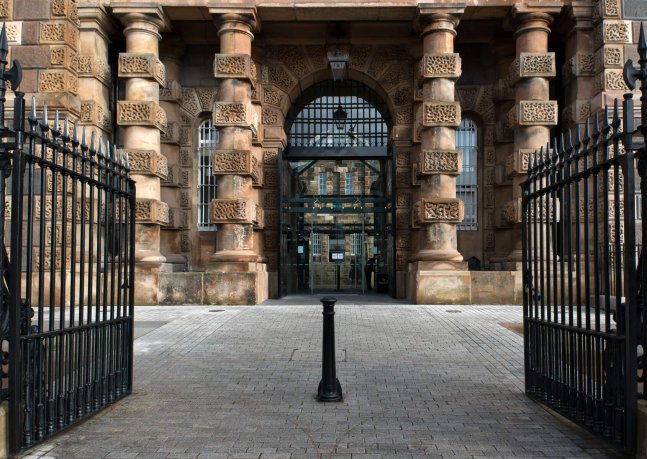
[
  {"x1": 312, "y1": 232, "x2": 322, "y2": 256},
  {"x1": 319, "y1": 172, "x2": 327, "y2": 195},
  {"x1": 198, "y1": 120, "x2": 219, "y2": 231},
  {"x1": 345, "y1": 172, "x2": 354, "y2": 195},
  {"x1": 456, "y1": 118, "x2": 478, "y2": 231},
  {"x1": 350, "y1": 233, "x2": 362, "y2": 256}
]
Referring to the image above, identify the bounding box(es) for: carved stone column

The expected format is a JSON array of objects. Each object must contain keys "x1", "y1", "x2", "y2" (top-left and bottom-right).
[
  {"x1": 409, "y1": 6, "x2": 468, "y2": 304},
  {"x1": 113, "y1": 5, "x2": 170, "y2": 304},
  {"x1": 506, "y1": 7, "x2": 560, "y2": 263},
  {"x1": 208, "y1": 8, "x2": 267, "y2": 305}
]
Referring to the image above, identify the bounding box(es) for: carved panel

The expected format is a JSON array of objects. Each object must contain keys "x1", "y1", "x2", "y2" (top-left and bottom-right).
[
  {"x1": 265, "y1": 64, "x2": 297, "y2": 93},
  {"x1": 160, "y1": 80, "x2": 182, "y2": 101},
  {"x1": 396, "y1": 209, "x2": 410, "y2": 229},
  {"x1": 213, "y1": 101, "x2": 253, "y2": 127},
  {"x1": 396, "y1": 169, "x2": 410, "y2": 188},
  {"x1": 516, "y1": 101, "x2": 558, "y2": 126},
  {"x1": 422, "y1": 102, "x2": 460, "y2": 127},
  {"x1": 126, "y1": 149, "x2": 168, "y2": 179},
  {"x1": 4, "y1": 22, "x2": 20, "y2": 44},
  {"x1": 135, "y1": 199, "x2": 170, "y2": 225},
  {"x1": 596, "y1": 45, "x2": 623, "y2": 73},
  {"x1": 600, "y1": 0, "x2": 621, "y2": 17},
  {"x1": 50, "y1": 46, "x2": 76, "y2": 69},
  {"x1": 396, "y1": 232, "x2": 411, "y2": 249},
  {"x1": 396, "y1": 191, "x2": 411, "y2": 208},
  {"x1": 194, "y1": 88, "x2": 217, "y2": 112},
  {"x1": 505, "y1": 149, "x2": 535, "y2": 177},
  {"x1": 262, "y1": 85, "x2": 285, "y2": 108},
  {"x1": 38, "y1": 70, "x2": 77, "y2": 94},
  {"x1": 263, "y1": 191, "x2": 278, "y2": 209},
  {"x1": 509, "y1": 53, "x2": 555, "y2": 84},
  {"x1": 266, "y1": 46, "x2": 310, "y2": 79},
  {"x1": 396, "y1": 150, "x2": 410, "y2": 168},
  {"x1": 419, "y1": 53, "x2": 461, "y2": 80},
  {"x1": 180, "y1": 88, "x2": 201, "y2": 116},
  {"x1": 349, "y1": 45, "x2": 373, "y2": 71},
  {"x1": 262, "y1": 107, "x2": 281, "y2": 126},
  {"x1": 160, "y1": 122, "x2": 179, "y2": 144},
  {"x1": 484, "y1": 147, "x2": 495, "y2": 166},
  {"x1": 210, "y1": 199, "x2": 257, "y2": 224},
  {"x1": 263, "y1": 168, "x2": 278, "y2": 188},
  {"x1": 40, "y1": 22, "x2": 78, "y2": 48},
  {"x1": 211, "y1": 150, "x2": 257, "y2": 181},
  {"x1": 79, "y1": 100, "x2": 111, "y2": 132},
  {"x1": 502, "y1": 199, "x2": 522, "y2": 225},
  {"x1": 597, "y1": 20, "x2": 632, "y2": 46},
  {"x1": 213, "y1": 54, "x2": 255, "y2": 85},
  {"x1": 418, "y1": 198, "x2": 464, "y2": 223},
  {"x1": 263, "y1": 149, "x2": 278, "y2": 165},
  {"x1": 0, "y1": 0, "x2": 10, "y2": 18},
  {"x1": 117, "y1": 101, "x2": 167, "y2": 132},
  {"x1": 118, "y1": 53, "x2": 165, "y2": 86},
  {"x1": 596, "y1": 69, "x2": 629, "y2": 92},
  {"x1": 75, "y1": 54, "x2": 110, "y2": 84},
  {"x1": 419, "y1": 150, "x2": 461, "y2": 175}
]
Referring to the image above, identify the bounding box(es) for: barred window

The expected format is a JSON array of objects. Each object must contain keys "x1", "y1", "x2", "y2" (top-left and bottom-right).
[
  {"x1": 350, "y1": 233, "x2": 362, "y2": 256},
  {"x1": 198, "y1": 120, "x2": 219, "y2": 231},
  {"x1": 457, "y1": 118, "x2": 478, "y2": 231},
  {"x1": 312, "y1": 232, "x2": 322, "y2": 256},
  {"x1": 319, "y1": 172, "x2": 327, "y2": 195},
  {"x1": 345, "y1": 172, "x2": 354, "y2": 195}
]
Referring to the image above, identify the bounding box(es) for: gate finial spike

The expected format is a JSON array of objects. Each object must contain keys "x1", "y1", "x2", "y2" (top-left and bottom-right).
[
  {"x1": 567, "y1": 128, "x2": 573, "y2": 152},
  {"x1": 90, "y1": 129, "x2": 95, "y2": 152},
  {"x1": 97, "y1": 135, "x2": 103, "y2": 156},
  {"x1": 639, "y1": 22, "x2": 646, "y2": 60},
  {"x1": 574, "y1": 123, "x2": 581, "y2": 148},
  {"x1": 63, "y1": 116, "x2": 69, "y2": 139},
  {"x1": 29, "y1": 95, "x2": 36, "y2": 120},
  {"x1": 603, "y1": 105, "x2": 609, "y2": 129},
  {"x1": 81, "y1": 125, "x2": 86, "y2": 149},
  {"x1": 72, "y1": 119, "x2": 78, "y2": 143},
  {"x1": 0, "y1": 23, "x2": 8, "y2": 62},
  {"x1": 53, "y1": 109, "x2": 59, "y2": 134},
  {"x1": 42, "y1": 103, "x2": 48, "y2": 125}
]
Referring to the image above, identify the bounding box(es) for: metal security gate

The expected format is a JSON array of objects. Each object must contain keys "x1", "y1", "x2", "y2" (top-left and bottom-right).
[
  {"x1": 521, "y1": 26, "x2": 646, "y2": 451},
  {"x1": 0, "y1": 27, "x2": 136, "y2": 454}
]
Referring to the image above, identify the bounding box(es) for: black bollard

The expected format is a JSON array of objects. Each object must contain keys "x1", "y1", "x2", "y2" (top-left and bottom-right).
[{"x1": 317, "y1": 296, "x2": 342, "y2": 402}]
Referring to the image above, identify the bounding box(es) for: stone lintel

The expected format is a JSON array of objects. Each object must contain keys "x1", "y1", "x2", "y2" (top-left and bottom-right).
[
  {"x1": 124, "y1": 148, "x2": 168, "y2": 179},
  {"x1": 118, "y1": 53, "x2": 166, "y2": 86},
  {"x1": 419, "y1": 150, "x2": 462, "y2": 175},
  {"x1": 414, "y1": 198, "x2": 464, "y2": 225},
  {"x1": 210, "y1": 199, "x2": 259, "y2": 225},
  {"x1": 421, "y1": 101, "x2": 461, "y2": 128},
  {"x1": 213, "y1": 54, "x2": 256, "y2": 87},
  {"x1": 117, "y1": 100, "x2": 168, "y2": 132},
  {"x1": 418, "y1": 53, "x2": 461, "y2": 81},
  {"x1": 509, "y1": 52, "x2": 556, "y2": 85},
  {"x1": 135, "y1": 198, "x2": 170, "y2": 225},
  {"x1": 213, "y1": 101, "x2": 257, "y2": 129}
]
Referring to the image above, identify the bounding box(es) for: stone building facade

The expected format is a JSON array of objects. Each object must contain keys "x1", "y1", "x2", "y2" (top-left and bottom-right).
[{"x1": 6, "y1": 0, "x2": 645, "y2": 304}]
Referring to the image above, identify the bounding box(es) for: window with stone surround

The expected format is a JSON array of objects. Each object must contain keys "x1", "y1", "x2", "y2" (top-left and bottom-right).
[
  {"x1": 198, "y1": 119, "x2": 219, "y2": 231},
  {"x1": 457, "y1": 118, "x2": 478, "y2": 231}
]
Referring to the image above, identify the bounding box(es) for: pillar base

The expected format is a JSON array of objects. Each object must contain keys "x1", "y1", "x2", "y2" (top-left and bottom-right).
[
  {"x1": 135, "y1": 249, "x2": 167, "y2": 264},
  {"x1": 407, "y1": 261, "x2": 470, "y2": 304},
  {"x1": 134, "y1": 261, "x2": 173, "y2": 305},
  {"x1": 203, "y1": 267, "x2": 268, "y2": 305},
  {"x1": 413, "y1": 249, "x2": 464, "y2": 262},
  {"x1": 211, "y1": 249, "x2": 261, "y2": 263}
]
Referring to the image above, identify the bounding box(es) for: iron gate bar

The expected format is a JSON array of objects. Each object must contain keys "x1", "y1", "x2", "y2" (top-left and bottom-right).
[{"x1": 522, "y1": 23, "x2": 647, "y2": 451}]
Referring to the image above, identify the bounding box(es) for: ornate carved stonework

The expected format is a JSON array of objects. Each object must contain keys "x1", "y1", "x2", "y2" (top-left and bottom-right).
[
  {"x1": 40, "y1": 22, "x2": 78, "y2": 48},
  {"x1": 264, "y1": 168, "x2": 278, "y2": 188},
  {"x1": 418, "y1": 198, "x2": 464, "y2": 223},
  {"x1": 211, "y1": 150, "x2": 259, "y2": 182},
  {"x1": 396, "y1": 232, "x2": 411, "y2": 249},
  {"x1": 596, "y1": 69, "x2": 629, "y2": 92},
  {"x1": 600, "y1": 0, "x2": 621, "y2": 17},
  {"x1": 180, "y1": 88, "x2": 201, "y2": 116},
  {"x1": 125, "y1": 149, "x2": 168, "y2": 179},
  {"x1": 0, "y1": 0, "x2": 10, "y2": 18},
  {"x1": 484, "y1": 147, "x2": 495, "y2": 166},
  {"x1": 419, "y1": 53, "x2": 461, "y2": 80},
  {"x1": 135, "y1": 199, "x2": 170, "y2": 225},
  {"x1": 597, "y1": 20, "x2": 632, "y2": 46},
  {"x1": 160, "y1": 122, "x2": 179, "y2": 144},
  {"x1": 75, "y1": 54, "x2": 110, "y2": 85},
  {"x1": 262, "y1": 85, "x2": 284, "y2": 108},
  {"x1": 38, "y1": 70, "x2": 77, "y2": 94},
  {"x1": 160, "y1": 80, "x2": 182, "y2": 101},
  {"x1": 505, "y1": 149, "x2": 535, "y2": 177},
  {"x1": 396, "y1": 209, "x2": 410, "y2": 229},
  {"x1": 213, "y1": 101, "x2": 254, "y2": 127},
  {"x1": 262, "y1": 107, "x2": 280, "y2": 126},
  {"x1": 117, "y1": 101, "x2": 167, "y2": 132},
  {"x1": 396, "y1": 191, "x2": 411, "y2": 208},
  {"x1": 396, "y1": 169, "x2": 410, "y2": 188},
  {"x1": 213, "y1": 54, "x2": 256, "y2": 85},
  {"x1": 419, "y1": 150, "x2": 461, "y2": 175},
  {"x1": 263, "y1": 149, "x2": 278, "y2": 165},
  {"x1": 502, "y1": 199, "x2": 522, "y2": 225},
  {"x1": 210, "y1": 199, "x2": 258, "y2": 225},
  {"x1": 162, "y1": 165, "x2": 183, "y2": 187},
  {"x1": 596, "y1": 45, "x2": 623, "y2": 72},
  {"x1": 263, "y1": 191, "x2": 278, "y2": 209},
  {"x1": 264, "y1": 64, "x2": 296, "y2": 94},
  {"x1": 421, "y1": 102, "x2": 461, "y2": 127},
  {"x1": 396, "y1": 151, "x2": 410, "y2": 168},
  {"x1": 510, "y1": 53, "x2": 556, "y2": 83},
  {"x1": 266, "y1": 45, "x2": 311, "y2": 79},
  {"x1": 80, "y1": 101, "x2": 111, "y2": 131},
  {"x1": 118, "y1": 53, "x2": 165, "y2": 86},
  {"x1": 50, "y1": 46, "x2": 76, "y2": 68},
  {"x1": 516, "y1": 101, "x2": 558, "y2": 126}
]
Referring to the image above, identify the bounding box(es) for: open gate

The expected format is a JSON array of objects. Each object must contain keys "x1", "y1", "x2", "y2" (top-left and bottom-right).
[
  {"x1": 0, "y1": 26, "x2": 136, "y2": 454},
  {"x1": 521, "y1": 25, "x2": 646, "y2": 452}
]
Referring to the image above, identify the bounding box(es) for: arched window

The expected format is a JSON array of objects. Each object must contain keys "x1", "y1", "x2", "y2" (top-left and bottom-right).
[
  {"x1": 457, "y1": 118, "x2": 478, "y2": 231},
  {"x1": 197, "y1": 119, "x2": 219, "y2": 231}
]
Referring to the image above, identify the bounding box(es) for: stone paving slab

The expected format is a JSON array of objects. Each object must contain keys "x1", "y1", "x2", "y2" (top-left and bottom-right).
[{"x1": 18, "y1": 304, "x2": 628, "y2": 459}]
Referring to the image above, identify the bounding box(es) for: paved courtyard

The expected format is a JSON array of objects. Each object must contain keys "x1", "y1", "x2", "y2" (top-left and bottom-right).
[{"x1": 20, "y1": 298, "x2": 626, "y2": 459}]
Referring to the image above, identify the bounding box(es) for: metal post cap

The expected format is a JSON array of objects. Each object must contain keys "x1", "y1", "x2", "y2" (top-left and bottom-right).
[{"x1": 320, "y1": 296, "x2": 337, "y2": 304}]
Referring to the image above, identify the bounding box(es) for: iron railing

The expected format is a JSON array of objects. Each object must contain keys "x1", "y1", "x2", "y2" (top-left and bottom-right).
[
  {"x1": 522, "y1": 24, "x2": 647, "y2": 452},
  {"x1": 0, "y1": 24, "x2": 136, "y2": 454}
]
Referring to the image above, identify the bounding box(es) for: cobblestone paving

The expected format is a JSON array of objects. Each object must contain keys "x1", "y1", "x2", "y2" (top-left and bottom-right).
[{"x1": 20, "y1": 303, "x2": 627, "y2": 459}]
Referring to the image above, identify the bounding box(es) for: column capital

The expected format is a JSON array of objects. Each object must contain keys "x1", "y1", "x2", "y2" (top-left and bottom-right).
[
  {"x1": 210, "y1": 8, "x2": 259, "y2": 35},
  {"x1": 112, "y1": 4, "x2": 171, "y2": 38},
  {"x1": 416, "y1": 5, "x2": 464, "y2": 36},
  {"x1": 78, "y1": 3, "x2": 120, "y2": 38},
  {"x1": 511, "y1": 3, "x2": 562, "y2": 36}
]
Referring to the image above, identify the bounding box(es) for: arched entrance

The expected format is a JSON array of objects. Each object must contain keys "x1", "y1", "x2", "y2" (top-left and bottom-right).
[{"x1": 279, "y1": 80, "x2": 394, "y2": 297}]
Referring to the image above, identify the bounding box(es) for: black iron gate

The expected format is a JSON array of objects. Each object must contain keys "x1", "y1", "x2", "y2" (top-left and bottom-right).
[
  {"x1": 0, "y1": 26, "x2": 136, "y2": 454},
  {"x1": 521, "y1": 25, "x2": 646, "y2": 451}
]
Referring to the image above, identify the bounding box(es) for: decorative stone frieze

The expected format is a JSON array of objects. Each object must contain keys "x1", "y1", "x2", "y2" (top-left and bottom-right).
[
  {"x1": 40, "y1": 22, "x2": 78, "y2": 48},
  {"x1": 419, "y1": 150, "x2": 461, "y2": 175},
  {"x1": 513, "y1": 101, "x2": 558, "y2": 126},
  {"x1": 213, "y1": 101, "x2": 255, "y2": 127},
  {"x1": 118, "y1": 53, "x2": 166, "y2": 86},
  {"x1": 263, "y1": 168, "x2": 278, "y2": 188},
  {"x1": 418, "y1": 53, "x2": 461, "y2": 80},
  {"x1": 396, "y1": 232, "x2": 411, "y2": 250},
  {"x1": 211, "y1": 150, "x2": 259, "y2": 183},
  {"x1": 595, "y1": 69, "x2": 629, "y2": 92},
  {"x1": 117, "y1": 101, "x2": 167, "y2": 132},
  {"x1": 416, "y1": 198, "x2": 464, "y2": 223},
  {"x1": 505, "y1": 149, "x2": 536, "y2": 177},
  {"x1": 124, "y1": 149, "x2": 168, "y2": 179},
  {"x1": 135, "y1": 198, "x2": 170, "y2": 225},
  {"x1": 509, "y1": 52, "x2": 556, "y2": 84},
  {"x1": 160, "y1": 122, "x2": 179, "y2": 144},
  {"x1": 213, "y1": 54, "x2": 256, "y2": 86},
  {"x1": 75, "y1": 54, "x2": 111, "y2": 85},
  {"x1": 210, "y1": 199, "x2": 259, "y2": 225},
  {"x1": 421, "y1": 102, "x2": 461, "y2": 127},
  {"x1": 38, "y1": 70, "x2": 78, "y2": 94},
  {"x1": 80, "y1": 101, "x2": 111, "y2": 131}
]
